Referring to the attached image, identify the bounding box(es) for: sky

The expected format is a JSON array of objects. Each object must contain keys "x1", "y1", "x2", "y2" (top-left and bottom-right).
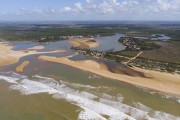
[{"x1": 0, "y1": 0, "x2": 180, "y2": 21}]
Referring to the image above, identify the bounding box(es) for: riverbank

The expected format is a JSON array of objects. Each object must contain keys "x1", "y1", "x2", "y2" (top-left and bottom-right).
[{"x1": 39, "y1": 55, "x2": 180, "y2": 97}]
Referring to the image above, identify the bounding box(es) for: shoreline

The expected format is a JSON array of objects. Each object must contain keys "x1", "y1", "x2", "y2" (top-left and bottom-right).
[
  {"x1": 39, "y1": 55, "x2": 180, "y2": 97},
  {"x1": 1, "y1": 42, "x2": 180, "y2": 97},
  {"x1": 0, "y1": 43, "x2": 65, "y2": 67}
]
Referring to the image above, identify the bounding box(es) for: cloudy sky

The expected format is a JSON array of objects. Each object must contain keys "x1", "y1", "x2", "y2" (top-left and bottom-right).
[{"x1": 0, "y1": 0, "x2": 179, "y2": 21}]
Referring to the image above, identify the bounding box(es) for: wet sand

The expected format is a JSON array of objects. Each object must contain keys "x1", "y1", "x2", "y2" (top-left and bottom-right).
[
  {"x1": 39, "y1": 55, "x2": 180, "y2": 97},
  {"x1": 111, "y1": 66, "x2": 147, "y2": 77},
  {"x1": 16, "y1": 61, "x2": 30, "y2": 73},
  {"x1": 69, "y1": 38, "x2": 100, "y2": 49}
]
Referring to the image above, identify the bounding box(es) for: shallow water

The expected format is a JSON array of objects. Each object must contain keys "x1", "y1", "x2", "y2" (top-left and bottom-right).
[
  {"x1": 134, "y1": 34, "x2": 171, "y2": 41},
  {"x1": 93, "y1": 34, "x2": 126, "y2": 51},
  {"x1": 0, "y1": 36, "x2": 180, "y2": 120},
  {"x1": 151, "y1": 34, "x2": 171, "y2": 41}
]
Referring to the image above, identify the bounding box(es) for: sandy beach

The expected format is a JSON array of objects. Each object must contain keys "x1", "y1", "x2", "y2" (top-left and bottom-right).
[
  {"x1": 69, "y1": 38, "x2": 100, "y2": 49},
  {"x1": 39, "y1": 55, "x2": 180, "y2": 97},
  {"x1": 1, "y1": 41, "x2": 180, "y2": 97},
  {"x1": 16, "y1": 61, "x2": 30, "y2": 72},
  {"x1": 0, "y1": 43, "x2": 65, "y2": 67}
]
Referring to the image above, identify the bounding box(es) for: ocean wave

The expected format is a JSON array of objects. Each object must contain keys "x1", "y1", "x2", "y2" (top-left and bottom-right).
[
  {"x1": 99, "y1": 98, "x2": 151, "y2": 119},
  {"x1": 78, "y1": 107, "x2": 107, "y2": 120},
  {"x1": 0, "y1": 72, "x2": 179, "y2": 120},
  {"x1": 33, "y1": 75, "x2": 96, "y2": 89},
  {"x1": 177, "y1": 99, "x2": 180, "y2": 104},
  {"x1": 151, "y1": 111, "x2": 180, "y2": 120},
  {"x1": 132, "y1": 102, "x2": 152, "y2": 112}
]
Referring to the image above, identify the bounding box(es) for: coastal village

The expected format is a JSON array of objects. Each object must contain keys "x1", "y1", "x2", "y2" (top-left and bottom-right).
[
  {"x1": 118, "y1": 37, "x2": 161, "y2": 51},
  {"x1": 119, "y1": 37, "x2": 141, "y2": 51},
  {"x1": 71, "y1": 37, "x2": 180, "y2": 74}
]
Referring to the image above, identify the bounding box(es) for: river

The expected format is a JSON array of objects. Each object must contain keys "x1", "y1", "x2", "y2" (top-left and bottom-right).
[{"x1": 0, "y1": 34, "x2": 179, "y2": 120}]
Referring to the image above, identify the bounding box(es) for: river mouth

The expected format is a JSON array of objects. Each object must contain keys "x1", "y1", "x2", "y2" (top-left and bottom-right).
[{"x1": 0, "y1": 34, "x2": 180, "y2": 120}]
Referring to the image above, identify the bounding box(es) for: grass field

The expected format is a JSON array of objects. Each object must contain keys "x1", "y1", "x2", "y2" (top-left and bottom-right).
[
  {"x1": 120, "y1": 41, "x2": 180, "y2": 64},
  {"x1": 140, "y1": 41, "x2": 180, "y2": 64}
]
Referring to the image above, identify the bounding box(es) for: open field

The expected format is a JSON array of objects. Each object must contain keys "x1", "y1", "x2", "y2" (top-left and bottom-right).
[
  {"x1": 120, "y1": 41, "x2": 180, "y2": 64},
  {"x1": 140, "y1": 41, "x2": 180, "y2": 64}
]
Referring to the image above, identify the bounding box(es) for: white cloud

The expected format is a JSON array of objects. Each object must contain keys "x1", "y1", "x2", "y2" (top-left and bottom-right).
[
  {"x1": 63, "y1": 7, "x2": 71, "y2": 12},
  {"x1": 0, "y1": 0, "x2": 180, "y2": 20},
  {"x1": 86, "y1": 0, "x2": 94, "y2": 3},
  {"x1": 74, "y1": 2, "x2": 83, "y2": 10},
  {"x1": 156, "y1": 0, "x2": 171, "y2": 11}
]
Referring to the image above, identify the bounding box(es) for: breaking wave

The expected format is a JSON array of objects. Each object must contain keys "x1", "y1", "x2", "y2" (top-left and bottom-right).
[{"x1": 0, "y1": 72, "x2": 179, "y2": 120}]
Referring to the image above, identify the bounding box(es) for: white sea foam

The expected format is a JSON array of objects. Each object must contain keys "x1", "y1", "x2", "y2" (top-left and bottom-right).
[
  {"x1": 75, "y1": 91, "x2": 98, "y2": 100},
  {"x1": 10, "y1": 79, "x2": 58, "y2": 95},
  {"x1": 177, "y1": 99, "x2": 180, "y2": 104},
  {"x1": 33, "y1": 75, "x2": 55, "y2": 81},
  {"x1": 96, "y1": 93, "x2": 124, "y2": 103},
  {"x1": 88, "y1": 74, "x2": 101, "y2": 79},
  {"x1": 0, "y1": 72, "x2": 179, "y2": 120},
  {"x1": 78, "y1": 107, "x2": 106, "y2": 120},
  {"x1": 149, "y1": 91, "x2": 156, "y2": 95},
  {"x1": 152, "y1": 111, "x2": 180, "y2": 120},
  {"x1": 0, "y1": 75, "x2": 19, "y2": 84},
  {"x1": 99, "y1": 98, "x2": 153, "y2": 120},
  {"x1": 59, "y1": 80, "x2": 96, "y2": 89},
  {"x1": 133, "y1": 102, "x2": 152, "y2": 112}
]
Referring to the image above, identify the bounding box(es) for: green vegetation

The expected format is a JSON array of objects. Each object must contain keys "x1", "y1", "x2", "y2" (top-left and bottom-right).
[
  {"x1": 128, "y1": 57, "x2": 180, "y2": 73},
  {"x1": 119, "y1": 37, "x2": 161, "y2": 51},
  {"x1": 71, "y1": 37, "x2": 180, "y2": 74},
  {"x1": 119, "y1": 41, "x2": 180, "y2": 64},
  {"x1": 133, "y1": 39, "x2": 160, "y2": 50},
  {"x1": 0, "y1": 24, "x2": 123, "y2": 41},
  {"x1": 0, "y1": 22, "x2": 180, "y2": 42},
  {"x1": 123, "y1": 25, "x2": 180, "y2": 41}
]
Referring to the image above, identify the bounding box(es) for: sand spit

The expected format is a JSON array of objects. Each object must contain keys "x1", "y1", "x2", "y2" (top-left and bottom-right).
[
  {"x1": 28, "y1": 46, "x2": 45, "y2": 50},
  {"x1": 16, "y1": 61, "x2": 30, "y2": 73},
  {"x1": 66, "y1": 52, "x2": 79, "y2": 58},
  {"x1": 0, "y1": 43, "x2": 65, "y2": 67},
  {"x1": 39, "y1": 55, "x2": 180, "y2": 97},
  {"x1": 69, "y1": 38, "x2": 100, "y2": 49}
]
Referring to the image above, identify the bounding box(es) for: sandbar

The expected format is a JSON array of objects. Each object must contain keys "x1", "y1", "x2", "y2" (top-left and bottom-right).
[
  {"x1": 28, "y1": 46, "x2": 45, "y2": 50},
  {"x1": 16, "y1": 61, "x2": 30, "y2": 72},
  {"x1": 0, "y1": 43, "x2": 65, "y2": 67},
  {"x1": 69, "y1": 38, "x2": 100, "y2": 49},
  {"x1": 39, "y1": 55, "x2": 180, "y2": 97}
]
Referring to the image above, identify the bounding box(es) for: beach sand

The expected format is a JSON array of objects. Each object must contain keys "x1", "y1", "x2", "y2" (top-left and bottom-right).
[
  {"x1": 16, "y1": 61, "x2": 30, "y2": 72},
  {"x1": 39, "y1": 55, "x2": 180, "y2": 97},
  {"x1": 0, "y1": 43, "x2": 65, "y2": 67},
  {"x1": 69, "y1": 38, "x2": 100, "y2": 49}
]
